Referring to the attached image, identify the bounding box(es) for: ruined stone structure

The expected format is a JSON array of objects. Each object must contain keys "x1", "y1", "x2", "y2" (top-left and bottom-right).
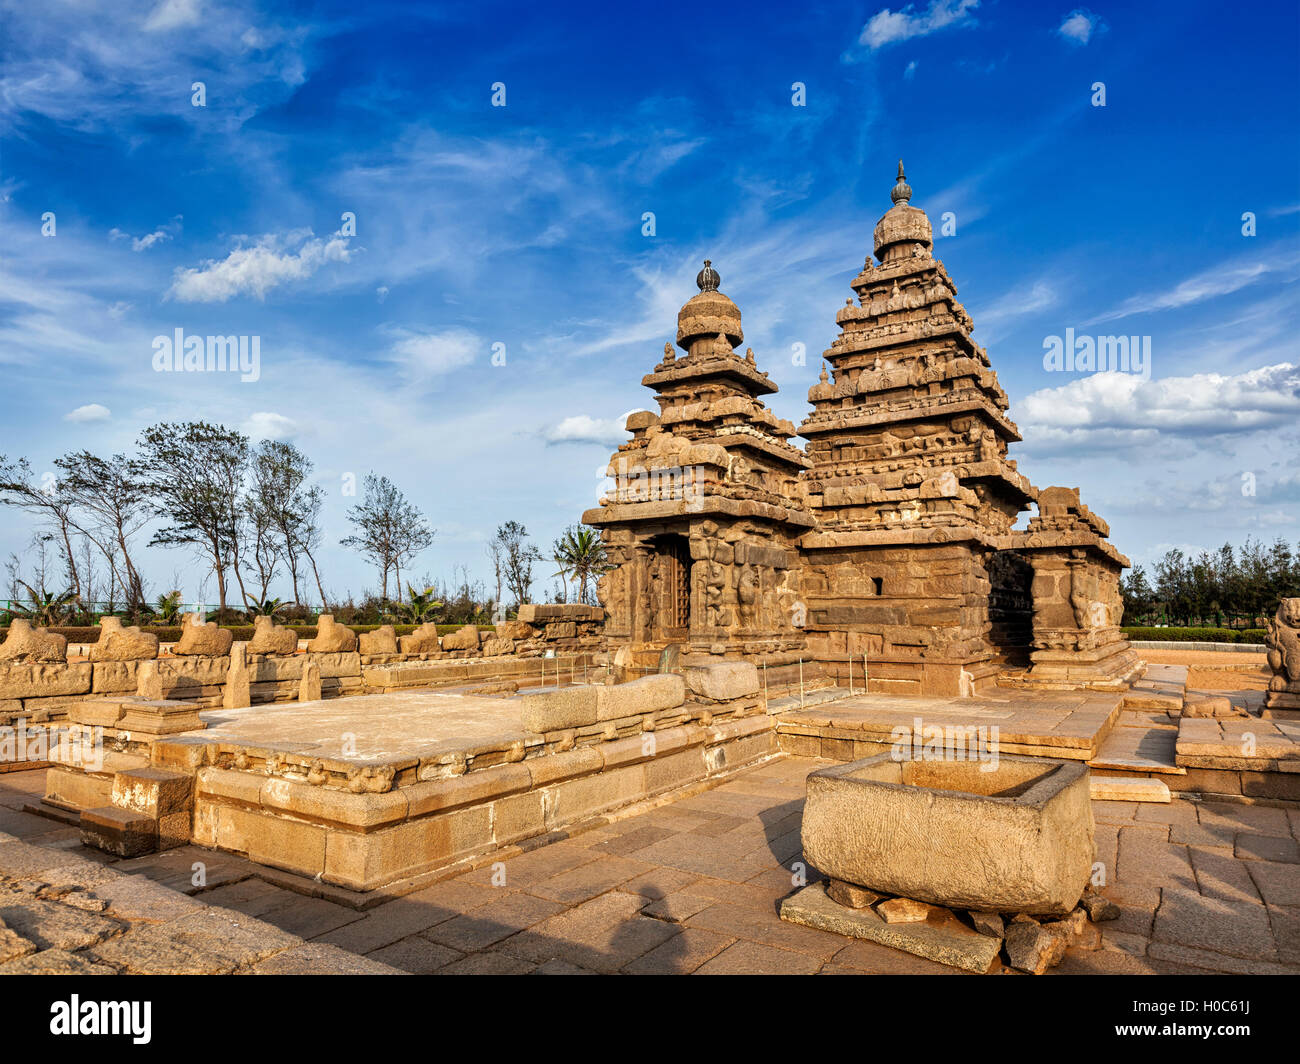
[{"x1": 586, "y1": 163, "x2": 1138, "y2": 695}]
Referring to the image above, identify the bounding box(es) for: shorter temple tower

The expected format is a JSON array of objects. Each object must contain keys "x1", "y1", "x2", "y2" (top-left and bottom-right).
[{"x1": 583, "y1": 262, "x2": 813, "y2": 673}]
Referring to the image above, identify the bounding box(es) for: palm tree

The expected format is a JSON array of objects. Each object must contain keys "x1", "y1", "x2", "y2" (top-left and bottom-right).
[
  {"x1": 399, "y1": 585, "x2": 443, "y2": 624},
  {"x1": 149, "y1": 589, "x2": 184, "y2": 625},
  {"x1": 14, "y1": 581, "x2": 80, "y2": 626},
  {"x1": 247, "y1": 596, "x2": 292, "y2": 618},
  {"x1": 551, "y1": 525, "x2": 609, "y2": 606}
]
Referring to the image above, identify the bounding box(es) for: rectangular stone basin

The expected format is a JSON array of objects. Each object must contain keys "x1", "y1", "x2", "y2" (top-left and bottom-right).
[{"x1": 801, "y1": 753, "x2": 1094, "y2": 916}]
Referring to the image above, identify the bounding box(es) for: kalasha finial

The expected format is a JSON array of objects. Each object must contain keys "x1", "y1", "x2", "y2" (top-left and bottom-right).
[
  {"x1": 891, "y1": 159, "x2": 912, "y2": 206},
  {"x1": 696, "y1": 259, "x2": 720, "y2": 292}
]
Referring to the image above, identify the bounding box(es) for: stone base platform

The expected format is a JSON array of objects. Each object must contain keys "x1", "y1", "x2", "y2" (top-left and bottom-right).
[
  {"x1": 774, "y1": 688, "x2": 1126, "y2": 763},
  {"x1": 39, "y1": 682, "x2": 779, "y2": 891}
]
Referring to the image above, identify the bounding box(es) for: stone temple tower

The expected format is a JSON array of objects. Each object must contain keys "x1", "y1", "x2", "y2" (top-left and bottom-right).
[
  {"x1": 797, "y1": 162, "x2": 1041, "y2": 696},
  {"x1": 584, "y1": 262, "x2": 813, "y2": 676}
]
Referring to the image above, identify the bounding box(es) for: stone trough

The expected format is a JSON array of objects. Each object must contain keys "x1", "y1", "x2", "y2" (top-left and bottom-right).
[{"x1": 799, "y1": 753, "x2": 1094, "y2": 916}]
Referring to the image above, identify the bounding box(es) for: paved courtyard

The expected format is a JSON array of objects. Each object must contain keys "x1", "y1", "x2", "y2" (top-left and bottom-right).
[{"x1": 1, "y1": 756, "x2": 1296, "y2": 974}]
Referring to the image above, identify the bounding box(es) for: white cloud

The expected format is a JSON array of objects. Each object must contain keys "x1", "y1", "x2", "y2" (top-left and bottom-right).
[
  {"x1": 242, "y1": 411, "x2": 298, "y2": 440},
  {"x1": 546, "y1": 411, "x2": 639, "y2": 446},
  {"x1": 859, "y1": 0, "x2": 980, "y2": 50},
  {"x1": 1017, "y1": 363, "x2": 1300, "y2": 448},
  {"x1": 166, "y1": 230, "x2": 354, "y2": 302},
  {"x1": 143, "y1": 0, "x2": 204, "y2": 32},
  {"x1": 383, "y1": 327, "x2": 480, "y2": 384},
  {"x1": 64, "y1": 403, "x2": 111, "y2": 423},
  {"x1": 1057, "y1": 10, "x2": 1099, "y2": 45},
  {"x1": 904, "y1": 60, "x2": 918, "y2": 79}
]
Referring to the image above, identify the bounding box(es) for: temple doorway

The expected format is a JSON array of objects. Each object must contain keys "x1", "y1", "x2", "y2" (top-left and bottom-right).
[{"x1": 652, "y1": 534, "x2": 692, "y2": 641}]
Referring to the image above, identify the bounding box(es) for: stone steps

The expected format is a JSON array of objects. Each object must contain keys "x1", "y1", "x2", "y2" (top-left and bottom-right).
[
  {"x1": 1087, "y1": 712, "x2": 1184, "y2": 778},
  {"x1": 76, "y1": 766, "x2": 194, "y2": 858}
]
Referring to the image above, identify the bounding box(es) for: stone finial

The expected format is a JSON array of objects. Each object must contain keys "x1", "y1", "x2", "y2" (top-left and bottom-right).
[
  {"x1": 891, "y1": 159, "x2": 912, "y2": 206},
  {"x1": 819, "y1": 363, "x2": 829, "y2": 383},
  {"x1": 696, "y1": 259, "x2": 720, "y2": 292}
]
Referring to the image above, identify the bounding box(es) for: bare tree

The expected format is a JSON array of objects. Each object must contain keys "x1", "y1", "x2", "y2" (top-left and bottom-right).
[
  {"x1": 53, "y1": 451, "x2": 150, "y2": 613},
  {"x1": 492, "y1": 521, "x2": 542, "y2": 611},
  {"x1": 340, "y1": 473, "x2": 433, "y2": 601},
  {"x1": 0, "y1": 457, "x2": 82, "y2": 597}
]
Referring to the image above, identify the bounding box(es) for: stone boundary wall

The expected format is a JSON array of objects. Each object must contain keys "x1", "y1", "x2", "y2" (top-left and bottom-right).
[{"x1": 0, "y1": 606, "x2": 607, "y2": 771}]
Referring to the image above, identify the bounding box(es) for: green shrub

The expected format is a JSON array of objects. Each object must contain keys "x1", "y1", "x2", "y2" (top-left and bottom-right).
[{"x1": 1123, "y1": 626, "x2": 1266, "y2": 645}]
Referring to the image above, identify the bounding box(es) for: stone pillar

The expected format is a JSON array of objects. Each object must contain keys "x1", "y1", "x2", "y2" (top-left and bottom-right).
[
  {"x1": 299, "y1": 659, "x2": 322, "y2": 702},
  {"x1": 223, "y1": 642, "x2": 251, "y2": 709}
]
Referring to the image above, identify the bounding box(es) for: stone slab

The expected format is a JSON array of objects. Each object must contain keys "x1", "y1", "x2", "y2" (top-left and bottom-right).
[
  {"x1": 1090, "y1": 776, "x2": 1171, "y2": 803},
  {"x1": 779, "y1": 883, "x2": 999, "y2": 973}
]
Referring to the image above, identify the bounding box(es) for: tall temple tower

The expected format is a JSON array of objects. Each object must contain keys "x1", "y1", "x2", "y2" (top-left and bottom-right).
[
  {"x1": 583, "y1": 262, "x2": 813, "y2": 671},
  {"x1": 795, "y1": 162, "x2": 1035, "y2": 695}
]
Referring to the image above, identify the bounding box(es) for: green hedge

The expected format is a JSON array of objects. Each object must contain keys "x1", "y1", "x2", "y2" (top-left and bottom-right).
[
  {"x1": 0, "y1": 622, "x2": 496, "y2": 643},
  {"x1": 1123, "y1": 626, "x2": 1266, "y2": 645}
]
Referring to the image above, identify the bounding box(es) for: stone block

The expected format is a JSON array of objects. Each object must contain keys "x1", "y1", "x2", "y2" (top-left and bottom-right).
[
  {"x1": 91, "y1": 660, "x2": 141, "y2": 694},
  {"x1": 111, "y1": 767, "x2": 193, "y2": 818},
  {"x1": 801, "y1": 754, "x2": 1093, "y2": 916},
  {"x1": 440, "y1": 624, "x2": 481, "y2": 651},
  {"x1": 299, "y1": 660, "x2": 322, "y2": 702},
  {"x1": 1004, "y1": 920, "x2": 1069, "y2": 974},
  {"x1": 80, "y1": 806, "x2": 157, "y2": 858},
  {"x1": 683, "y1": 661, "x2": 760, "y2": 701},
  {"x1": 481, "y1": 636, "x2": 514, "y2": 657},
  {"x1": 595, "y1": 674, "x2": 686, "y2": 721},
  {"x1": 519, "y1": 685, "x2": 599, "y2": 732},
  {"x1": 0, "y1": 663, "x2": 91, "y2": 700},
  {"x1": 826, "y1": 880, "x2": 883, "y2": 909}
]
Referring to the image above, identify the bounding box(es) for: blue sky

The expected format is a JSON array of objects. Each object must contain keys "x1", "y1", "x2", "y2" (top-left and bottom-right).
[{"x1": 1, "y1": 0, "x2": 1297, "y2": 605}]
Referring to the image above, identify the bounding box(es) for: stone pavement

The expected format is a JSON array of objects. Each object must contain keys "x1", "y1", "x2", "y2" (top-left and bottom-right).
[{"x1": 1, "y1": 759, "x2": 1297, "y2": 974}]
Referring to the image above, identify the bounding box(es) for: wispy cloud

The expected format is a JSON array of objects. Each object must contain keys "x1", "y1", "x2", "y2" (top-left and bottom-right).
[
  {"x1": 858, "y1": 0, "x2": 980, "y2": 51},
  {"x1": 1086, "y1": 248, "x2": 1300, "y2": 323}
]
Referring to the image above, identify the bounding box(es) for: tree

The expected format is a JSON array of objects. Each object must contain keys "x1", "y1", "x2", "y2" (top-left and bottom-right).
[
  {"x1": 340, "y1": 473, "x2": 433, "y2": 601},
  {"x1": 0, "y1": 457, "x2": 83, "y2": 598},
  {"x1": 246, "y1": 440, "x2": 323, "y2": 606},
  {"x1": 53, "y1": 450, "x2": 150, "y2": 613},
  {"x1": 136, "y1": 422, "x2": 250, "y2": 614},
  {"x1": 551, "y1": 524, "x2": 609, "y2": 606},
  {"x1": 492, "y1": 521, "x2": 542, "y2": 611}
]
